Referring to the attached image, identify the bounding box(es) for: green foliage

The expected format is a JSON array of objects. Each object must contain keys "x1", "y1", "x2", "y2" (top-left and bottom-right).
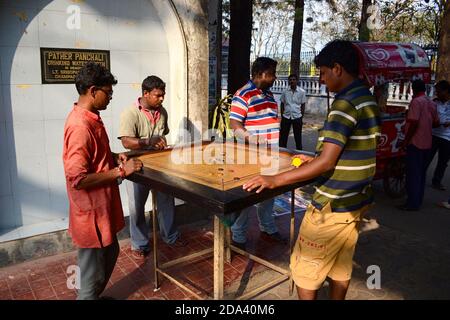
[
  {"x1": 378, "y1": 0, "x2": 443, "y2": 46},
  {"x1": 209, "y1": 94, "x2": 233, "y2": 140},
  {"x1": 222, "y1": 0, "x2": 230, "y2": 39},
  {"x1": 308, "y1": 0, "x2": 360, "y2": 41},
  {"x1": 308, "y1": 0, "x2": 443, "y2": 47}
]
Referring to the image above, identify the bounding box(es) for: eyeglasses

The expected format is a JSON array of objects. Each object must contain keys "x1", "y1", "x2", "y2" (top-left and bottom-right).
[{"x1": 95, "y1": 87, "x2": 113, "y2": 98}]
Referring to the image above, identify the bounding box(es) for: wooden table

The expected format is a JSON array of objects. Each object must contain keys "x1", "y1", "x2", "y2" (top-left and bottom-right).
[{"x1": 127, "y1": 140, "x2": 312, "y2": 299}]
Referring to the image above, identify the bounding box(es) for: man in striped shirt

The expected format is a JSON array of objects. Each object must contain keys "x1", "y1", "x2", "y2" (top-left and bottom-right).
[
  {"x1": 242, "y1": 41, "x2": 381, "y2": 300},
  {"x1": 228, "y1": 57, "x2": 286, "y2": 248},
  {"x1": 230, "y1": 57, "x2": 280, "y2": 145}
]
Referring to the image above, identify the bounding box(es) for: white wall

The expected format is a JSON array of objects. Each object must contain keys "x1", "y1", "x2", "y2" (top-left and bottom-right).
[{"x1": 0, "y1": 0, "x2": 187, "y2": 235}]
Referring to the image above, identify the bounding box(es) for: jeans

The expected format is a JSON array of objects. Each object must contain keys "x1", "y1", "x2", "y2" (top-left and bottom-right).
[
  {"x1": 426, "y1": 135, "x2": 450, "y2": 186},
  {"x1": 230, "y1": 198, "x2": 278, "y2": 243},
  {"x1": 279, "y1": 116, "x2": 303, "y2": 150},
  {"x1": 406, "y1": 145, "x2": 431, "y2": 209},
  {"x1": 125, "y1": 180, "x2": 179, "y2": 250},
  {"x1": 77, "y1": 237, "x2": 119, "y2": 300}
]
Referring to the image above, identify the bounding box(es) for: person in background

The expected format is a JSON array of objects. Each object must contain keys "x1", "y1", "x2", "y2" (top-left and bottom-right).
[
  {"x1": 279, "y1": 74, "x2": 307, "y2": 150},
  {"x1": 399, "y1": 79, "x2": 439, "y2": 211},
  {"x1": 426, "y1": 80, "x2": 450, "y2": 191}
]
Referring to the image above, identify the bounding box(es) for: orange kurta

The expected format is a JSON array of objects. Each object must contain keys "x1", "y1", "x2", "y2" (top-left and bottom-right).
[{"x1": 63, "y1": 104, "x2": 124, "y2": 248}]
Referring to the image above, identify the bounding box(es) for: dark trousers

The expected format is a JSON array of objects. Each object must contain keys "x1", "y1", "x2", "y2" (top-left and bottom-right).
[
  {"x1": 426, "y1": 135, "x2": 450, "y2": 186},
  {"x1": 279, "y1": 116, "x2": 303, "y2": 150},
  {"x1": 77, "y1": 237, "x2": 120, "y2": 300},
  {"x1": 406, "y1": 145, "x2": 431, "y2": 209}
]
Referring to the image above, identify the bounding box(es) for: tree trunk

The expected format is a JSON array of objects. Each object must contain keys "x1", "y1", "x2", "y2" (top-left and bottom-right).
[
  {"x1": 290, "y1": 0, "x2": 305, "y2": 77},
  {"x1": 227, "y1": 0, "x2": 252, "y2": 95},
  {"x1": 358, "y1": 0, "x2": 372, "y2": 41},
  {"x1": 436, "y1": 0, "x2": 450, "y2": 81}
]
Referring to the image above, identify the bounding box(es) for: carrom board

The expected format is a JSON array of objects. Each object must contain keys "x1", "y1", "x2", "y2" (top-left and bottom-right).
[
  {"x1": 128, "y1": 140, "x2": 313, "y2": 215},
  {"x1": 137, "y1": 141, "x2": 295, "y2": 191}
]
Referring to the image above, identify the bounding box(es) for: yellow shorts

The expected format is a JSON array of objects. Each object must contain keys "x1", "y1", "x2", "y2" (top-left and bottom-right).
[{"x1": 290, "y1": 203, "x2": 369, "y2": 290}]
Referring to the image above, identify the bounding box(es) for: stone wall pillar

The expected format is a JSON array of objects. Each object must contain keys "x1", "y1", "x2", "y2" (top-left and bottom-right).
[{"x1": 171, "y1": 0, "x2": 209, "y2": 137}]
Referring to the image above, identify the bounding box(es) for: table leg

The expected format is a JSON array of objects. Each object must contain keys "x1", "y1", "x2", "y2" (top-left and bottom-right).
[
  {"x1": 225, "y1": 227, "x2": 231, "y2": 263},
  {"x1": 214, "y1": 215, "x2": 224, "y2": 299},
  {"x1": 152, "y1": 190, "x2": 160, "y2": 291},
  {"x1": 289, "y1": 189, "x2": 295, "y2": 296}
]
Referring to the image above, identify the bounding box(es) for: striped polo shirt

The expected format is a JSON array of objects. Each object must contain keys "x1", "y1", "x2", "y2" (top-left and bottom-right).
[
  {"x1": 230, "y1": 80, "x2": 280, "y2": 145},
  {"x1": 313, "y1": 80, "x2": 381, "y2": 213}
]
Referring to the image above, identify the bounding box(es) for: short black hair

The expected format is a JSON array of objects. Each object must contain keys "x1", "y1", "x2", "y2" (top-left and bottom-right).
[
  {"x1": 142, "y1": 76, "x2": 165, "y2": 95},
  {"x1": 435, "y1": 80, "x2": 450, "y2": 93},
  {"x1": 412, "y1": 79, "x2": 426, "y2": 93},
  {"x1": 288, "y1": 74, "x2": 298, "y2": 80},
  {"x1": 314, "y1": 40, "x2": 359, "y2": 77},
  {"x1": 251, "y1": 57, "x2": 277, "y2": 78},
  {"x1": 75, "y1": 61, "x2": 117, "y2": 95}
]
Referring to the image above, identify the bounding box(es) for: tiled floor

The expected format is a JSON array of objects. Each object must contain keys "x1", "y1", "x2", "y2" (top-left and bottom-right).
[{"x1": 0, "y1": 213, "x2": 297, "y2": 300}]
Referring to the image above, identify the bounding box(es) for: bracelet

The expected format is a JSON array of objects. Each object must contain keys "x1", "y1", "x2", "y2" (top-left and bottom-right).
[{"x1": 116, "y1": 164, "x2": 126, "y2": 178}]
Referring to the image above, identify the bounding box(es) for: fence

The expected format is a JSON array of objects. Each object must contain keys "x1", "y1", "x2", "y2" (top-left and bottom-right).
[
  {"x1": 272, "y1": 76, "x2": 325, "y2": 96},
  {"x1": 272, "y1": 76, "x2": 436, "y2": 107},
  {"x1": 272, "y1": 51, "x2": 318, "y2": 76}
]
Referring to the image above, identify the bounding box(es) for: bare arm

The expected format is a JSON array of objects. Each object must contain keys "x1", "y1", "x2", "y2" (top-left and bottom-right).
[
  {"x1": 276, "y1": 143, "x2": 341, "y2": 184},
  {"x1": 76, "y1": 157, "x2": 143, "y2": 190},
  {"x1": 301, "y1": 103, "x2": 306, "y2": 117},
  {"x1": 230, "y1": 119, "x2": 267, "y2": 144},
  {"x1": 121, "y1": 136, "x2": 166, "y2": 151},
  {"x1": 76, "y1": 168, "x2": 123, "y2": 190},
  {"x1": 243, "y1": 142, "x2": 343, "y2": 193},
  {"x1": 230, "y1": 119, "x2": 251, "y2": 141}
]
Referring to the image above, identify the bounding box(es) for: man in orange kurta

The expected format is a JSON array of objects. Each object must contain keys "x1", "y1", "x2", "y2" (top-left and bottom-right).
[{"x1": 63, "y1": 62, "x2": 143, "y2": 300}]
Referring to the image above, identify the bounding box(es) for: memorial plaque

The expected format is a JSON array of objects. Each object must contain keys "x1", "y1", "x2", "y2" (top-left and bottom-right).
[{"x1": 40, "y1": 48, "x2": 110, "y2": 84}]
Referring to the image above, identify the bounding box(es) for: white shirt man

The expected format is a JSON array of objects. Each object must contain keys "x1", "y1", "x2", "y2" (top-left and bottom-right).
[
  {"x1": 428, "y1": 80, "x2": 450, "y2": 191},
  {"x1": 279, "y1": 74, "x2": 307, "y2": 149}
]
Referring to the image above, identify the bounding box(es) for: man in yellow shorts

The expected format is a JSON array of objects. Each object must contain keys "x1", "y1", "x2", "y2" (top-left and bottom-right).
[{"x1": 242, "y1": 40, "x2": 380, "y2": 300}]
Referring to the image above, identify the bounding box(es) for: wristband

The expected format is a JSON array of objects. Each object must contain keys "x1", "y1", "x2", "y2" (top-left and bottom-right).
[{"x1": 117, "y1": 164, "x2": 126, "y2": 178}]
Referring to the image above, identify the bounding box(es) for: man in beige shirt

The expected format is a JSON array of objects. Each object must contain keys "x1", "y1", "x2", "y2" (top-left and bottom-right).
[{"x1": 119, "y1": 76, "x2": 187, "y2": 259}]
